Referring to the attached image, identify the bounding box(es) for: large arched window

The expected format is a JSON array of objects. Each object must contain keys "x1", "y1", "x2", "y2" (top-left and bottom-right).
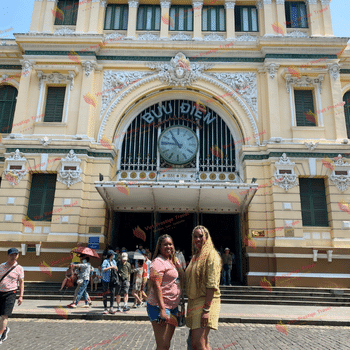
[
  {"x1": 344, "y1": 91, "x2": 350, "y2": 139},
  {"x1": 117, "y1": 99, "x2": 237, "y2": 182},
  {"x1": 0, "y1": 85, "x2": 18, "y2": 134}
]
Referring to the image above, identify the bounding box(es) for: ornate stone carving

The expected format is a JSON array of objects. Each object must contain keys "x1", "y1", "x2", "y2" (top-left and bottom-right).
[
  {"x1": 37, "y1": 71, "x2": 76, "y2": 90},
  {"x1": 39, "y1": 137, "x2": 52, "y2": 147},
  {"x1": 328, "y1": 63, "x2": 340, "y2": 81},
  {"x1": 329, "y1": 156, "x2": 350, "y2": 192},
  {"x1": 58, "y1": 150, "x2": 82, "y2": 188},
  {"x1": 137, "y1": 32, "x2": 160, "y2": 41},
  {"x1": 305, "y1": 0, "x2": 317, "y2": 5},
  {"x1": 234, "y1": 34, "x2": 257, "y2": 41},
  {"x1": 21, "y1": 60, "x2": 34, "y2": 78},
  {"x1": 266, "y1": 63, "x2": 280, "y2": 79},
  {"x1": 192, "y1": 1, "x2": 203, "y2": 8},
  {"x1": 128, "y1": 0, "x2": 139, "y2": 7},
  {"x1": 147, "y1": 52, "x2": 213, "y2": 87},
  {"x1": 104, "y1": 32, "x2": 126, "y2": 42},
  {"x1": 304, "y1": 141, "x2": 319, "y2": 151},
  {"x1": 208, "y1": 72, "x2": 258, "y2": 117},
  {"x1": 82, "y1": 61, "x2": 97, "y2": 77},
  {"x1": 274, "y1": 153, "x2": 298, "y2": 191},
  {"x1": 4, "y1": 149, "x2": 28, "y2": 186},
  {"x1": 276, "y1": 0, "x2": 285, "y2": 4},
  {"x1": 320, "y1": 0, "x2": 330, "y2": 4},
  {"x1": 54, "y1": 27, "x2": 76, "y2": 35},
  {"x1": 160, "y1": 0, "x2": 171, "y2": 8},
  {"x1": 224, "y1": 1, "x2": 236, "y2": 9},
  {"x1": 170, "y1": 32, "x2": 192, "y2": 41},
  {"x1": 286, "y1": 30, "x2": 309, "y2": 38},
  {"x1": 100, "y1": 0, "x2": 107, "y2": 6},
  {"x1": 203, "y1": 33, "x2": 225, "y2": 41},
  {"x1": 101, "y1": 71, "x2": 153, "y2": 114},
  {"x1": 285, "y1": 74, "x2": 324, "y2": 94}
]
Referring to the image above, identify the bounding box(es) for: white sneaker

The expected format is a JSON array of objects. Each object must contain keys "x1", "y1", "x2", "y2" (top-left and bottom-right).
[{"x1": 116, "y1": 306, "x2": 122, "y2": 312}]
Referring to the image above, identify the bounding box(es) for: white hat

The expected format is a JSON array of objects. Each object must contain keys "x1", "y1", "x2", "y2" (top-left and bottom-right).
[
  {"x1": 122, "y1": 252, "x2": 128, "y2": 260},
  {"x1": 225, "y1": 247, "x2": 230, "y2": 251}
]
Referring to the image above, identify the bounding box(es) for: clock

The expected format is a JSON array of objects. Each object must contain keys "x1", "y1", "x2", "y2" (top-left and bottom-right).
[{"x1": 158, "y1": 125, "x2": 199, "y2": 165}]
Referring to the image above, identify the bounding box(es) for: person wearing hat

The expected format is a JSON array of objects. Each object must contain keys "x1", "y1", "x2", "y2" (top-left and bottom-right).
[
  {"x1": 221, "y1": 248, "x2": 233, "y2": 286},
  {"x1": 116, "y1": 252, "x2": 131, "y2": 312},
  {"x1": 101, "y1": 250, "x2": 119, "y2": 314},
  {"x1": 0, "y1": 248, "x2": 24, "y2": 344}
]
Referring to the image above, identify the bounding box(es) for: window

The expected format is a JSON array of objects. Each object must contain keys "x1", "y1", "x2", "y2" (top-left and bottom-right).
[
  {"x1": 299, "y1": 178, "x2": 328, "y2": 227},
  {"x1": 169, "y1": 6, "x2": 193, "y2": 31},
  {"x1": 137, "y1": 6, "x2": 161, "y2": 31},
  {"x1": 235, "y1": 6, "x2": 258, "y2": 32},
  {"x1": 202, "y1": 6, "x2": 225, "y2": 32},
  {"x1": 0, "y1": 85, "x2": 18, "y2": 134},
  {"x1": 344, "y1": 91, "x2": 350, "y2": 139},
  {"x1": 294, "y1": 90, "x2": 316, "y2": 126},
  {"x1": 27, "y1": 174, "x2": 57, "y2": 222},
  {"x1": 44, "y1": 87, "x2": 66, "y2": 123},
  {"x1": 104, "y1": 5, "x2": 128, "y2": 30},
  {"x1": 54, "y1": 0, "x2": 79, "y2": 26},
  {"x1": 285, "y1": 1, "x2": 308, "y2": 28}
]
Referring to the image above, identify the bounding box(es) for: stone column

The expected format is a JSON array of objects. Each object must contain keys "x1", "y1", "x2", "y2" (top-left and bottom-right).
[
  {"x1": 160, "y1": 0, "x2": 171, "y2": 39},
  {"x1": 257, "y1": 0, "x2": 274, "y2": 36},
  {"x1": 192, "y1": 0, "x2": 203, "y2": 41},
  {"x1": 88, "y1": 0, "x2": 102, "y2": 33},
  {"x1": 30, "y1": 0, "x2": 45, "y2": 32},
  {"x1": 275, "y1": 0, "x2": 286, "y2": 36},
  {"x1": 320, "y1": 0, "x2": 333, "y2": 36},
  {"x1": 127, "y1": 0, "x2": 139, "y2": 40},
  {"x1": 42, "y1": 0, "x2": 57, "y2": 33},
  {"x1": 76, "y1": 62, "x2": 97, "y2": 137},
  {"x1": 225, "y1": 1, "x2": 236, "y2": 40},
  {"x1": 76, "y1": 0, "x2": 87, "y2": 32},
  {"x1": 305, "y1": 0, "x2": 321, "y2": 36},
  {"x1": 12, "y1": 61, "x2": 35, "y2": 129}
]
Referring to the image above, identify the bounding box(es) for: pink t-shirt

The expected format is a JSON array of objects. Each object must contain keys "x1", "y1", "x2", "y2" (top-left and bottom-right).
[
  {"x1": 147, "y1": 256, "x2": 180, "y2": 310},
  {"x1": 0, "y1": 262, "x2": 24, "y2": 292}
]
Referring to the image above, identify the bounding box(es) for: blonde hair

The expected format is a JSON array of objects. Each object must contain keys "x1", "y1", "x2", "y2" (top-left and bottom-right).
[
  {"x1": 152, "y1": 234, "x2": 177, "y2": 266},
  {"x1": 191, "y1": 225, "x2": 219, "y2": 289}
]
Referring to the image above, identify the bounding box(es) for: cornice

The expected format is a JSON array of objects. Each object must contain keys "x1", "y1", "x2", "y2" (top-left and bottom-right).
[{"x1": 243, "y1": 152, "x2": 350, "y2": 162}]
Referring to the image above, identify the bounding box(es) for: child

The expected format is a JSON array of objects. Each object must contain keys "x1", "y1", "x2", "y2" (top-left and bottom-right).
[
  {"x1": 131, "y1": 260, "x2": 143, "y2": 308},
  {"x1": 91, "y1": 266, "x2": 102, "y2": 292}
]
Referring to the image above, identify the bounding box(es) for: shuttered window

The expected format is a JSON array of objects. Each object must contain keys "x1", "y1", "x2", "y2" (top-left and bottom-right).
[
  {"x1": 54, "y1": 0, "x2": 79, "y2": 26},
  {"x1": 299, "y1": 178, "x2": 328, "y2": 227},
  {"x1": 44, "y1": 87, "x2": 66, "y2": 123},
  {"x1": 0, "y1": 85, "x2": 18, "y2": 133},
  {"x1": 169, "y1": 6, "x2": 193, "y2": 31},
  {"x1": 202, "y1": 6, "x2": 226, "y2": 32},
  {"x1": 285, "y1": 1, "x2": 308, "y2": 28},
  {"x1": 27, "y1": 174, "x2": 57, "y2": 222},
  {"x1": 344, "y1": 91, "x2": 350, "y2": 139},
  {"x1": 137, "y1": 6, "x2": 161, "y2": 31},
  {"x1": 104, "y1": 5, "x2": 128, "y2": 30},
  {"x1": 294, "y1": 90, "x2": 316, "y2": 126},
  {"x1": 235, "y1": 6, "x2": 258, "y2": 32}
]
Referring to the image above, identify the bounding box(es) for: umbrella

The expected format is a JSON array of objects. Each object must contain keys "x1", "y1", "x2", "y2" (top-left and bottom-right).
[
  {"x1": 127, "y1": 251, "x2": 145, "y2": 260},
  {"x1": 71, "y1": 246, "x2": 100, "y2": 258}
]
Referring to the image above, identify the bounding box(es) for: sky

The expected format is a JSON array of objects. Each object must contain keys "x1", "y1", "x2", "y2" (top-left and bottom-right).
[{"x1": 0, "y1": 0, "x2": 349, "y2": 40}]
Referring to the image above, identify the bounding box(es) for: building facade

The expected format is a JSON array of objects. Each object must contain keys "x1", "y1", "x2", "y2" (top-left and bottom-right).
[{"x1": 0, "y1": 0, "x2": 349, "y2": 286}]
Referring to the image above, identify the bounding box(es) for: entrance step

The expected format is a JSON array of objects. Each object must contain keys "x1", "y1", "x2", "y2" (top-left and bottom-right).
[{"x1": 23, "y1": 283, "x2": 350, "y2": 307}]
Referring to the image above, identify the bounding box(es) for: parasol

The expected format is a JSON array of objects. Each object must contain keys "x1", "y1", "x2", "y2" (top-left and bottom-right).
[
  {"x1": 127, "y1": 251, "x2": 145, "y2": 260},
  {"x1": 71, "y1": 246, "x2": 100, "y2": 258}
]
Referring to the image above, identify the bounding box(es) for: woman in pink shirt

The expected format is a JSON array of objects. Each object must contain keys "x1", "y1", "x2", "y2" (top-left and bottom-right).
[{"x1": 147, "y1": 234, "x2": 184, "y2": 350}]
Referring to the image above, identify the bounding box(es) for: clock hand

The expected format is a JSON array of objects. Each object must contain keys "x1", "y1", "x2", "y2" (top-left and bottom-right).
[{"x1": 169, "y1": 131, "x2": 181, "y2": 148}]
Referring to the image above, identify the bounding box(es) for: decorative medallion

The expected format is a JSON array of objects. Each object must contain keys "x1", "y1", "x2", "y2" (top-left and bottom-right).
[{"x1": 57, "y1": 150, "x2": 82, "y2": 188}]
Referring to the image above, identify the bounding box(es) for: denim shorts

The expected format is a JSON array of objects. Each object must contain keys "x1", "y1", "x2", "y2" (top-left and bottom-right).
[{"x1": 146, "y1": 302, "x2": 178, "y2": 322}]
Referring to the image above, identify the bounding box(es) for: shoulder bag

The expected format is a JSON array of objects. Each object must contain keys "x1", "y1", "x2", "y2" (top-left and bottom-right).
[
  {"x1": 109, "y1": 261, "x2": 120, "y2": 286},
  {"x1": 0, "y1": 264, "x2": 17, "y2": 284}
]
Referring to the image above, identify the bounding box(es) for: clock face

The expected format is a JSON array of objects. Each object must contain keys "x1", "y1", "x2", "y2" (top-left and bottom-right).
[{"x1": 158, "y1": 126, "x2": 198, "y2": 165}]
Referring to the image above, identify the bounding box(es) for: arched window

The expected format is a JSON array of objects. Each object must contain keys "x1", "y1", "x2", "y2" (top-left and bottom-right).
[
  {"x1": 0, "y1": 85, "x2": 18, "y2": 134},
  {"x1": 344, "y1": 91, "x2": 350, "y2": 139}
]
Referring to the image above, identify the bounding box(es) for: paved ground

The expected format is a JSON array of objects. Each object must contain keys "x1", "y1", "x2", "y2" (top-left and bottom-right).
[{"x1": 3, "y1": 319, "x2": 350, "y2": 350}]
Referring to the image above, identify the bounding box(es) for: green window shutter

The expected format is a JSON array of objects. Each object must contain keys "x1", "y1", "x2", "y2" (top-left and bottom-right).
[
  {"x1": 344, "y1": 91, "x2": 350, "y2": 139},
  {"x1": 55, "y1": 0, "x2": 79, "y2": 26},
  {"x1": 299, "y1": 178, "x2": 328, "y2": 227},
  {"x1": 137, "y1": 6, "x2": 161, "y2": 31},
  {"x1": 0, "y1": 86, "x2": 18, "y2": 134},
  {"x1": 202, "y1": 6, "x2": 225, "y2": 32},
  {"x1": 294, "y1": 90, "x2": 316, "y2": 126},
  {"x1": 234, "y1": 6, "x2": 258, "y2": 32},
  {"x1": 285, "y1": 1, "x2": 308, "y2": 29},
  {"x1": 27, "y1": 174, "x2": 57, "y2": 222},
  {"x1": 44, "y1": 87, "x2": 66, "y2": 123},
  {"x1": 169, "y1": 6, "x2": 193, "y2": 31},
  {"x1": 104, "y1": 5, "x2": 128, "y2": 30}
]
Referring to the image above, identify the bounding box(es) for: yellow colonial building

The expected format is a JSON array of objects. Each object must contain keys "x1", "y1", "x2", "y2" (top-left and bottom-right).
[{"x1": 0, "y1": 0, "x2": 349, "y2": 286}]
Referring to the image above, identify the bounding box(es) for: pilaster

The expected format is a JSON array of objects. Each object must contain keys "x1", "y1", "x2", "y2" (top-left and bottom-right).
[
  {"x1": 257, "y1": 0, "x2": 274, "y2": 36},
  {"x1": 76, "y1": 0, "x2": 87, "y2": 32},
  {"x1": 192, "y1": 0, "x2": 203, "y2": 41},
  {"x1": 42, "y1": 0, "x2": 57, "y2": 33},
  {"x1": 225, "y1": 1, "x2": 236, "y2": 40},
  {"x1": 160, "y1": 1, "x2": 171, "y2": 39},
  {"x1": 275, "y1": 0, "x2": 286, "y2": 36},
  {"x1": 88, "y1": 0, "x2": 103, "y2": 33},
  {"x1": 127, "y1": 0, "x2": 139, "y2": 39},
  {"x1": 305, "y1": 0, "x2": 321, "y2": 36},
  {"x1": 30, "y1": 0, "x2": 45, "y2": 32},
  {"x1": 320, "y1": 0, "x2": 333, "y2": 36}
]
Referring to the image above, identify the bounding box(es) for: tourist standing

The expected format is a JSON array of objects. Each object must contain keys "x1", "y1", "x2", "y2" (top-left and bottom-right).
[
  {"x1": 221, "y1": 248, "x2": 232, "y2": 286},
  {"x1": 116, "y1": 253, "x2": 131, "y2": 312},
  {"x1": 101, "y1": 250, "x2": 118, "y2": 314}
]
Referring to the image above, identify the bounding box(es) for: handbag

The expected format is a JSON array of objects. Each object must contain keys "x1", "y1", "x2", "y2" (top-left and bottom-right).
[
  {"x1": 177, "y1": 297, "x2": 186, "y2": 327},
  {"x1": 109, "y1": 262, "x2": 119, "y2": 286}
]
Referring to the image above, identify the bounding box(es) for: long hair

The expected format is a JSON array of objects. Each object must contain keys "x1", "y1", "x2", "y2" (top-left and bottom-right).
[
  {"x1": 152, "y1": 234, "x2": 177, "y2": 266},
  {"x1": 191, "y1": 225, "x2": 219, "y2": 290}
]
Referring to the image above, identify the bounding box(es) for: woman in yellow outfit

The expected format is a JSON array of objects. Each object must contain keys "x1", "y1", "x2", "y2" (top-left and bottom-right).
[{"x1": 185, "y1": 225, "x2": 221, "y2": 350}]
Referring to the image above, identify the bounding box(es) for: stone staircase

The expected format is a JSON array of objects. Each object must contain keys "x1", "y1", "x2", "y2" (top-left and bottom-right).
[{"x1": 23, "y1": 283, "x2": 350, "y2": 307}]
